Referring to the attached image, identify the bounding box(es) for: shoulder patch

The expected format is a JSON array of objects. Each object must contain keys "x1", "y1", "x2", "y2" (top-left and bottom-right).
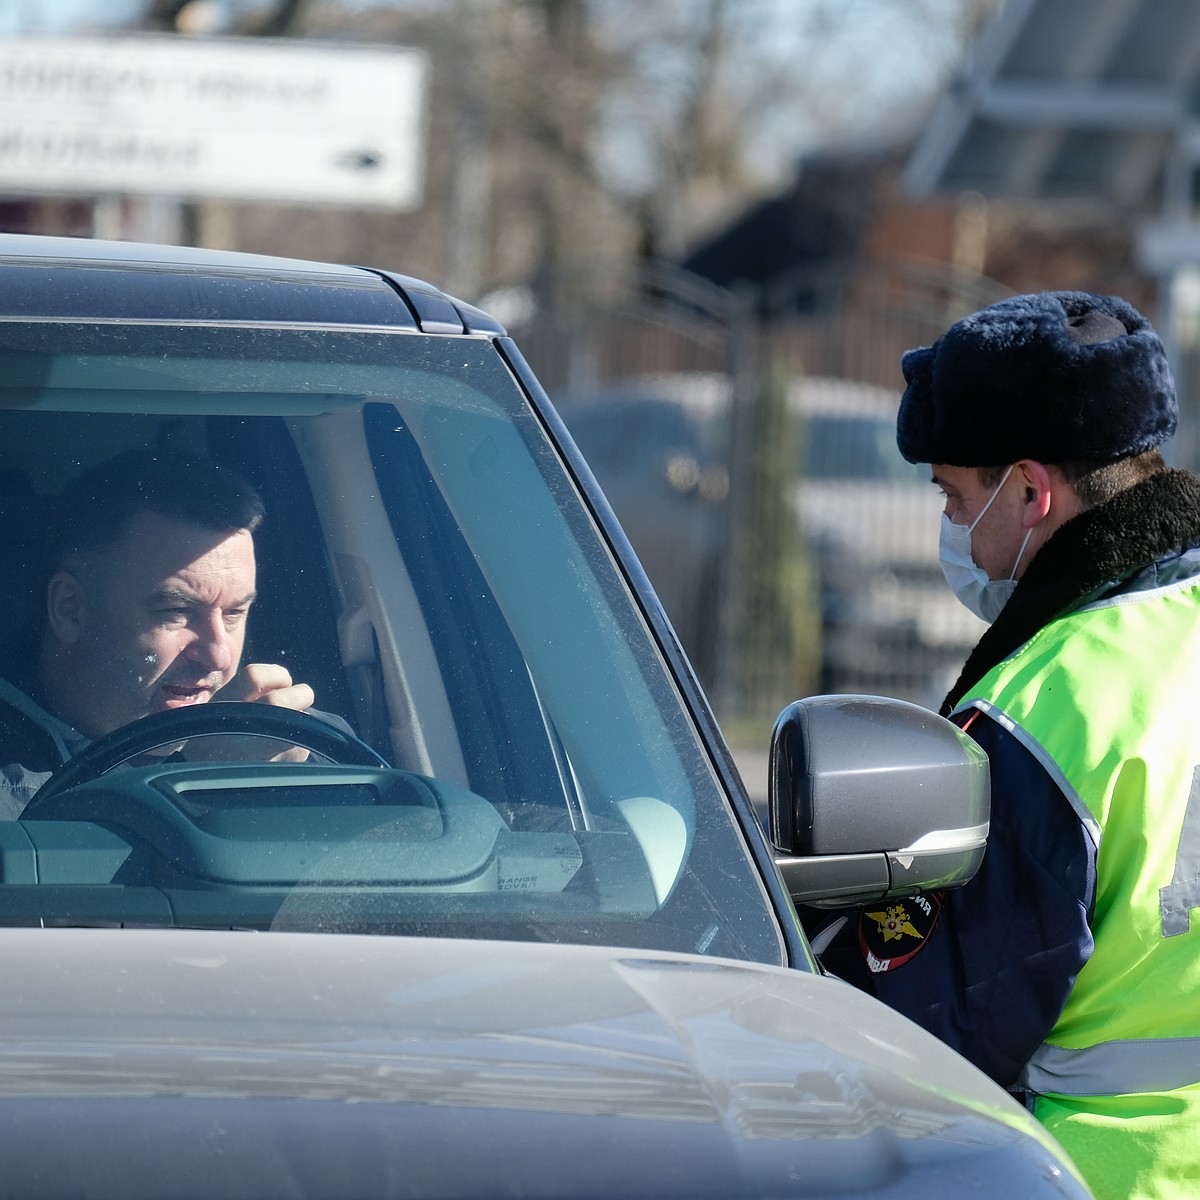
[{"x1": 858, "y1": 892, "x2": 942, "y2": 974}]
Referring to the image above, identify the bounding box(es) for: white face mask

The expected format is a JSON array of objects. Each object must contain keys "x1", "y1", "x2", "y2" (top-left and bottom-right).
[{"x1": 938, "y1": 464, "x2": 1034, "y2": 624}]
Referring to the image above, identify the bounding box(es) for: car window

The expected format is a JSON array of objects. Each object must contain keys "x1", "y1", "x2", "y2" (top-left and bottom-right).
[
  {"x1": 801, "y1": 415, "x2": 927, "y2": 484},
  {"x1": 0, "y1": 318, "x2": 784, "y2": 965},
  {"x1": 567, "y1": 399, "x2": 704, "y2": 468}
]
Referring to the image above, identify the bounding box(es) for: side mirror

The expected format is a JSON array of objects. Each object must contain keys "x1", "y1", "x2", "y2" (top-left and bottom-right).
[{"x1": 769, "y1": 695, "x2": 989, "y2": 908}]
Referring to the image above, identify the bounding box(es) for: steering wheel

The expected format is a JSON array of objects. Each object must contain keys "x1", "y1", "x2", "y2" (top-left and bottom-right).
[{"x1": 27, "y1": 703, "x2": 390, "y2": 809}]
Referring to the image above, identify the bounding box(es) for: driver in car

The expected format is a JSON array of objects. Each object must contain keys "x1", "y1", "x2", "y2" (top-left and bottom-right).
[{"x1": 0, "y1": 447, "x2": 317, "y2": 816}]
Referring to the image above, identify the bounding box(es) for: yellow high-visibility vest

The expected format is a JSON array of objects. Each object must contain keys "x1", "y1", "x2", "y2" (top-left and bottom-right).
[{"x1": 955, "y1": 573, "x2": 1200, "y2": 1200}]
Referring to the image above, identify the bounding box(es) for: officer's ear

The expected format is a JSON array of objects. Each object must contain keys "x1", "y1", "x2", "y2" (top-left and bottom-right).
[
  {"x1": 1013, "y1": 459, "x2": 1054, "y2": 527},
  {"x1": 46, "y1": 570, "x2": 88, "y2": 645}
]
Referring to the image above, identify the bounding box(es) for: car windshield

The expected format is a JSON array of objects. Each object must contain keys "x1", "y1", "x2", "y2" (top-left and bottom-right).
[{"x1": 0, "y1": 318, "x2": 784, "y2": 965}]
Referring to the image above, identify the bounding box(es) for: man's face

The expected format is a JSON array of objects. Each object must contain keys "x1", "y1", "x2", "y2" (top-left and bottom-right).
[
  {"x1": 46, "y1": 512, "x2": 257, "y2": 740},
  {"x1": 932, "y1": 463, "x2": 1030, "y2": 582}
]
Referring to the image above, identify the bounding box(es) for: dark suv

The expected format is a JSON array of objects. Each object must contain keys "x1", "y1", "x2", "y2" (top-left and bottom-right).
[{"x1": 0, "y1": 234, "x2": 1090, "y2": 1198}]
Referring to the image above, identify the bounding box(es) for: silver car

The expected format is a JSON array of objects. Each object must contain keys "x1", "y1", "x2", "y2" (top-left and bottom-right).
[
  {"x1": 790, "y1": 376, "x2": 988, "y2": 703},
  {"x1": 0, "y1": 234, "x2": 1090, "y2": 1198}
]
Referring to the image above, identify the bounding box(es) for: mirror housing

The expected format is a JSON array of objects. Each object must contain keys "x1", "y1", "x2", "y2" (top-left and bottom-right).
[{"x1": 769, "y1": 695, "x2": 989, "y2": 908}]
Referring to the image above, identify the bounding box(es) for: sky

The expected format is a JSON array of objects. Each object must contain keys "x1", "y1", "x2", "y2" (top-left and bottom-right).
[
  {"x1": 3, "y1": 1, "x2": 352, "y2": 33},
  {"x1": 0, "y1": 0, "x2": 980, "y2": 188},
  {"x1": 0, "y1": 0, "x2": 142, "y2": 32},
  {"x1": 0, "y1": 1, "x2": 310, "y2": 34}
]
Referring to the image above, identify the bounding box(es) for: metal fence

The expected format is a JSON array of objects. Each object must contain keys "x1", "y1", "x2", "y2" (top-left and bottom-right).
[{"x1": 491, "y1": 260, "x2": 1013, "y2": 723}]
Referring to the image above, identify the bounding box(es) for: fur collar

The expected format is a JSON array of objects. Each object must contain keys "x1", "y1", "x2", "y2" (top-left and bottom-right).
[{"x1": 941, "y1": 468, "x2": 1200, "y2": 716}]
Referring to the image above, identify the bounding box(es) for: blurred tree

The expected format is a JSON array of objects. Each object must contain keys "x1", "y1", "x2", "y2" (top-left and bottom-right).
[
  {"x1": 139, "y1": 0, "x2": 192, "y2": 29},
  {"x1": 138, "y1": 0, "x2": 309, "y2": 35},
  {"x1": 83, "y1": 0, "x2": 1000, "y2": 722},
  {"x1": 108, "y1": 0, "x2": 997, "y2": 292}
]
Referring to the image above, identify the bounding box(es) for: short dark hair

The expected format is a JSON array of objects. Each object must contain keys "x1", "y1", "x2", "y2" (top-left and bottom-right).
[
  {"x1": 978, "y1": 448, "x2": 1165, "y2": 509},
  {"x1": 54, "y1": 447, "x2": 264, "y2": 566},
  {"x1": 1056, "y1": 449, "x2": 1166, "y2": 508}
]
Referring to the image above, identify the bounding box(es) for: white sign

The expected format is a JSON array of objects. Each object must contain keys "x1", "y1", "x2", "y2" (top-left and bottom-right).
[{"x1": 0, "y1": 36, "x2": 427, "y2": 209}]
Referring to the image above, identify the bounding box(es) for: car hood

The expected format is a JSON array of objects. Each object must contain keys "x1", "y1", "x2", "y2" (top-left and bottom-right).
[{"x1": 0, "y1": 929, "x2": 1086, "y2": 1199}]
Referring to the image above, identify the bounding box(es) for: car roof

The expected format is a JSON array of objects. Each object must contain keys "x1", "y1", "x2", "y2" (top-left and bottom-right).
[
  {"x1": 789, "y1": 375, "x2": 900, "y2": 420},
  {"x1": 0, "y1": 233, "x2": 506, "y2": 335}
]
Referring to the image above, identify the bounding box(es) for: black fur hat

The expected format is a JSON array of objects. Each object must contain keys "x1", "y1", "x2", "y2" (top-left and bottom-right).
[{"x1": 897, "y1": 290, "x2": 1177, "y2": 466}]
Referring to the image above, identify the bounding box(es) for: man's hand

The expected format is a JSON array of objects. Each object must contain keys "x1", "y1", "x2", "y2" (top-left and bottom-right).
[
  {"x1": 216, "y1": 663, "x2": 315, "y2": 713},
  {"x1": 191, "y1": 663, "x2": 317, "y2": 762}
]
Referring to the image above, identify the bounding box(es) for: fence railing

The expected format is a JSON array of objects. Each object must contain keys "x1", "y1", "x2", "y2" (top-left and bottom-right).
[{"x1": 487, "y1": 259, "x2": 1020, "y2": 722}]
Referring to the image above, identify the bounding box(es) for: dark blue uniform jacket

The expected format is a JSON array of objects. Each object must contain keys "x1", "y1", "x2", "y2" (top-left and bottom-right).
[{"x1": 815, "y1": 496, "x2": 1200, "y2": 1092}]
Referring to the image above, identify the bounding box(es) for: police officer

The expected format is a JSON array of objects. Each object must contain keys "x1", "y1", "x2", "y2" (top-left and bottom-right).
[{"x1": 837, "y1": 291, "x2": 1200, "y2": 1200}]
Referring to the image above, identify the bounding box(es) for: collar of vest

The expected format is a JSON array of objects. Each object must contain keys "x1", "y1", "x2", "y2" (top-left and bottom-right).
[{"x1": 942, "y1": 468, "x2": 1200, "y2": 715}]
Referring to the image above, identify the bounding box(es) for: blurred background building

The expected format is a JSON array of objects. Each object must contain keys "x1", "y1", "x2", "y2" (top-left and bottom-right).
[{"x1": 0, "y1": 0, "x2": 1195, "y2": 739}]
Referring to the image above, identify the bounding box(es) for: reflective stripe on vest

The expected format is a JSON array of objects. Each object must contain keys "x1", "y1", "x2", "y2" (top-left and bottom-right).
[
  {"x1": 957, "y1": 697, "x2": 1101, "y2": 850},
  {"x1": 954, "y1": 573, "x2": 1200, "y2": 1099},
  {"x1": 1020, "y1": 1037, "x2": 1200, "y2": 1097}
]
